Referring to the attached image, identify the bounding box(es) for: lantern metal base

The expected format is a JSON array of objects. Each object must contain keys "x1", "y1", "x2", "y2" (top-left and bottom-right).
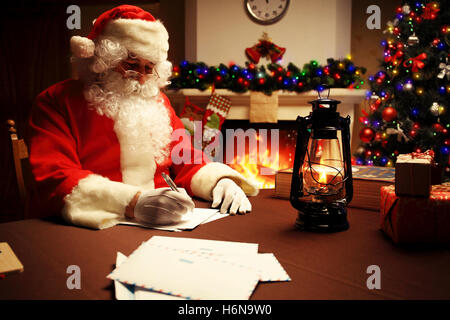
[{"x1": 295, "y1": 203, "x2": 349, "y2": 233}]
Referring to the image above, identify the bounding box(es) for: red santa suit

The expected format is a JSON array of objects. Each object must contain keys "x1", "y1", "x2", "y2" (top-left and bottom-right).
[{"x1": 28, "y1": 79, "x2": 258, "y2": 229}]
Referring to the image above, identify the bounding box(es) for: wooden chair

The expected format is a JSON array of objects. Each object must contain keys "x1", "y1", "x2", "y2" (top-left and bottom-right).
[{"x1": 7, "y1": 119, "x2": 30, "y2": 218}]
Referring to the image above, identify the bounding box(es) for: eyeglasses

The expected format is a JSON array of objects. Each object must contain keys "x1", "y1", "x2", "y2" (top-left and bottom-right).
[
  {"x1": 116, "y1": 56, "x2": 160, "y2": 82},
  {"x1": 122, "y1": 68, "x2": 160, "y2": 81}
]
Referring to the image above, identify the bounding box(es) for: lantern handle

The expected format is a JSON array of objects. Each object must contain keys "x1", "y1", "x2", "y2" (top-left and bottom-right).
[{"x1": 317, "y1": 85, "x2": 330, "y2": 99}]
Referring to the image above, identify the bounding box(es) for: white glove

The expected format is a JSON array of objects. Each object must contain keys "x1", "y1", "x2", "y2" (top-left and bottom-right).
[
  {"x1": 134, "y1": 188, "x2": 195, "y2": 225},
  {"x1": 212, "y1": 178, "x2": 252, "y2": 215}
]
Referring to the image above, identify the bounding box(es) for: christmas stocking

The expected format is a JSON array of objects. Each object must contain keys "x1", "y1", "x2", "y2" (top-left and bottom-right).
[
  {"x1": 202, "y1": 93, "x2": 231, "y2": 152},
  {"x1": 179, "y1": 97, "x2": 205, "y2": 147}
]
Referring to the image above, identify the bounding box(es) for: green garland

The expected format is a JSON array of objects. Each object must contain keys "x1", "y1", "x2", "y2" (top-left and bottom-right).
[{"x1": 168, "y1": 58, "x2": 367, "y2": 95}]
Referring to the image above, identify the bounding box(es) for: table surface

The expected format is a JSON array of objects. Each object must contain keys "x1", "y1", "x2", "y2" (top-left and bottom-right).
[{"x1": 0, "y1": 189, "x2": 449, "y2": 300}]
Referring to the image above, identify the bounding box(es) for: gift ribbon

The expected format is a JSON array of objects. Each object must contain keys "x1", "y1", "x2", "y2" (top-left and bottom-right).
[
  {"x1": 398, "y1": 149, "x2": 435, "y2": 163},
  {"x1": 383, "y1": 196, "x2": 399, "y2": 241},
  {"x1": 403, "y1": 53, "x2": 427, "y2": 72}
]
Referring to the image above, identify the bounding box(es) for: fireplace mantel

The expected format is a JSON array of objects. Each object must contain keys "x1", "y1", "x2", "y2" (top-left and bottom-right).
[{"x1": 165, "y1": 88, "x2": 367, "y2": 140}]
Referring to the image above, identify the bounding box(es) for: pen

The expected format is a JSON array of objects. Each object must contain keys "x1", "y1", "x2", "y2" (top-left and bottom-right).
[{"x1": 161, "y1": 172, "x2": 180, "y2": 192}]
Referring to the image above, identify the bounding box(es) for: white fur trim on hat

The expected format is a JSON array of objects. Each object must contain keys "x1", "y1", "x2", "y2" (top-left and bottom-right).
[
  {"x1": 70, "y1": 36, "x2": 95, "y2": 58},
  {"x1": 102, "y1": 18, "x2": 169, "y2": 63},
  {"x1": 62, "y1": 174, "x2": 141, "y2": 229},
  {"x1": 190, "y1": 162, "x2": 259, "y2": 201}
]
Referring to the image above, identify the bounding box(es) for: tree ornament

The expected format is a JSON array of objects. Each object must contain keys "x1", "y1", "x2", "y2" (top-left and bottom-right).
[
  {"x1": 386, "y1": 123, "x2": 409, "y2": 142},
  {"x1": 438, "y1": 57, "x2": 450, "y2": 80},
  {"x1": 430, "y1": 102, "x2": 444, "y2": 116},
  {"x1": 402, "y1": 4, "x2": 410, "y2": 14},
  {"x1": 407, "y1": 33, "x2": 420, "y2": 45},
  {"x1": 356, "y1": 146, "x2": 365, "y2": 155},
  {"x1": 433, "y1": 123, "x2": 444, "y2": 132},
  {"x1": 382, "y1": 106, "x2": 398, "y2": 122},
  {"x1": 359, "y1": 127, "x2": 375, "y2": 143},
  {"x1": 383, "y1": 19, "x2": 399, "y2": 34}
]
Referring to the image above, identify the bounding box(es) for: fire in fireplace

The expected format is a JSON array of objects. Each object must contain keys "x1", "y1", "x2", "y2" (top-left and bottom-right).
[{"x1": 221, "y1": 121, "x2": 298, "y2": 189}]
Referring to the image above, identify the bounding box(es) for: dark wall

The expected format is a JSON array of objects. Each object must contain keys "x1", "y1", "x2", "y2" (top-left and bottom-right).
[{"x1": 0, "y1": 2, "x2": 72, "y2": 222}]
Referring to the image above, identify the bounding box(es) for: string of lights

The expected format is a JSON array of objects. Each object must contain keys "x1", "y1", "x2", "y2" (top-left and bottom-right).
[{"x1": 168, "y1": 58, "x2": 367, "y2": 96}]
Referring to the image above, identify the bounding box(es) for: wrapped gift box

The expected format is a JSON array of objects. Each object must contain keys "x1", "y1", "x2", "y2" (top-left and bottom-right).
[
  {"x1": 395, "y1": 151, "x2": 434, "y2": 197},
  {"x1": 380, "y1": 183, "x2": 450, "y2": 244}
]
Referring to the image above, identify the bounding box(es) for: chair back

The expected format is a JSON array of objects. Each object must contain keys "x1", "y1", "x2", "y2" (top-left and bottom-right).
[{"x1": 7, "y1": 119, "x2": 30, "y2": 218}]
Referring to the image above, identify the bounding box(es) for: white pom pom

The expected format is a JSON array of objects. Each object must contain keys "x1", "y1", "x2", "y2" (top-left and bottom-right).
[{"x1": 70, "y1": 36, "x2": 95, "y2": 58}]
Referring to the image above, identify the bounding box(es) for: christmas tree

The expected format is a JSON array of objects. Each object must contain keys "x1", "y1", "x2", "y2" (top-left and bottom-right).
[{"x1": 355, "y1": 0, "x2": 450, "y2": 178}]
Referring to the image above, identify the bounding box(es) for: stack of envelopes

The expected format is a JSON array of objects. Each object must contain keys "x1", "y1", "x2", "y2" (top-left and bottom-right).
[{"x1": 108, "y1": 236, "x2": 291, "y2": 300}]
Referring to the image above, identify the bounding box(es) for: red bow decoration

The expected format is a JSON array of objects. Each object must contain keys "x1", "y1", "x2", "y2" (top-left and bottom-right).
[
  {"x1": 384, "y1": 50, "x2": 403, "y2": 65},
  {"x1": 245, "y1": 33, "x2": 286, "y2": 64},
  {"x1": 421, "y1": 3, "x2": 440, "y2": 19},
  {"x1": 403, "y1": 53, "x2": 427, "y2": 72}
]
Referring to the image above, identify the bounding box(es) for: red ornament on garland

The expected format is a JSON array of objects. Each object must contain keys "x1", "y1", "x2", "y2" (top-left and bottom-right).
[
  {"x1": 359, "y1": 127, "x2": 375, "y2": 143},
  {"x1": 382, "y1": 107, "x2": 398, "y2": 122}
]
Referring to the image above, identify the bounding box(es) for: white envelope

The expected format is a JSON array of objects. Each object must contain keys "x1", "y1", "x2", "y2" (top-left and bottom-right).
[
  {"x1": 108, "y1": 243, "x2": 260, "y2": 300},
  {"x1": 146, "y1": 236, "x2": 259, "y2": 256}
]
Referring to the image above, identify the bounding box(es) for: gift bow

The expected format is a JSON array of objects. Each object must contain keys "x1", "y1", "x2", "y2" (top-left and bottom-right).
[
  {"x1": 403, "y1": 53, "x2": 427, "y2": 72},
  {"x1": 398, "y1": 149, "x2": 435, "y2": 162},
  {"x1": 438, "y1": 59, "x2": 450, "y2": 80}
]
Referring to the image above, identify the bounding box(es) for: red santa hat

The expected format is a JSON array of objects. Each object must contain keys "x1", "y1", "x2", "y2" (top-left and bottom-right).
[{"x1": 70, "y1": 5, "x2": 169, "y2": 63}]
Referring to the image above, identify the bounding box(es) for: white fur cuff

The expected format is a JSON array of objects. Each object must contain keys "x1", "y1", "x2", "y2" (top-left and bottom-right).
[
  {"x1": 190, "y1": 162, "x2": 259, "y2": 201},
  {"x1": 62, "y1": 174, "x2": 141, "y2": 229}
]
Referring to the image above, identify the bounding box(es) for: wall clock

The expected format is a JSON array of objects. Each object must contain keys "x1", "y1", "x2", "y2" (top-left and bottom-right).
[{"x1": 245, "y1": 0, "x2": 290, "y2": 25}]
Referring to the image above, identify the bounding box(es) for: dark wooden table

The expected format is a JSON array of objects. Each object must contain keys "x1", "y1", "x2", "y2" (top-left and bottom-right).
[{"x1": 1, "y1": 190, "x2": 449, "y2": 300}]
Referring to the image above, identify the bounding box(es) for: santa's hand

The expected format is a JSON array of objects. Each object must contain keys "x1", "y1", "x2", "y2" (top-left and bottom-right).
[
  {"x1": 132, "y1": 188, "x2": 195, "y2": 225},
  {"x1": 211, "y1": 178, "x2": 252, "y2": 215}
]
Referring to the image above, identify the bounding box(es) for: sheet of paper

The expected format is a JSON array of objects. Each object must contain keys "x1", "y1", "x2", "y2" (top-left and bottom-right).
[
  {"x1": 201, "y1": 211, "x2": 229, "y2": 224},
  {"x1": 146, "y1": 236, "x2": 259, "y2": 256},
  {"x1": 114, "y1": 252, "x2": 135, "y2": 300},
  {"x1": 118, "y1": 208, "x2": 220, "y2": 231},
  {"x1": 108, "y1": 243, "x2": 260, "y2": 300}
]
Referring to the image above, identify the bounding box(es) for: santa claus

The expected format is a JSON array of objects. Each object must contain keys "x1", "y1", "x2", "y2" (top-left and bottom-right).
[{"x1": 28, "y1": 5, "x2": 258, "y2": 229}]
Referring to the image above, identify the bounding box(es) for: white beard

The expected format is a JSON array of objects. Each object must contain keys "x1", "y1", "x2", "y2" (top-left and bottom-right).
[{"x1": 84, "y1": 71, "x2": 172, "y2": 189}]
